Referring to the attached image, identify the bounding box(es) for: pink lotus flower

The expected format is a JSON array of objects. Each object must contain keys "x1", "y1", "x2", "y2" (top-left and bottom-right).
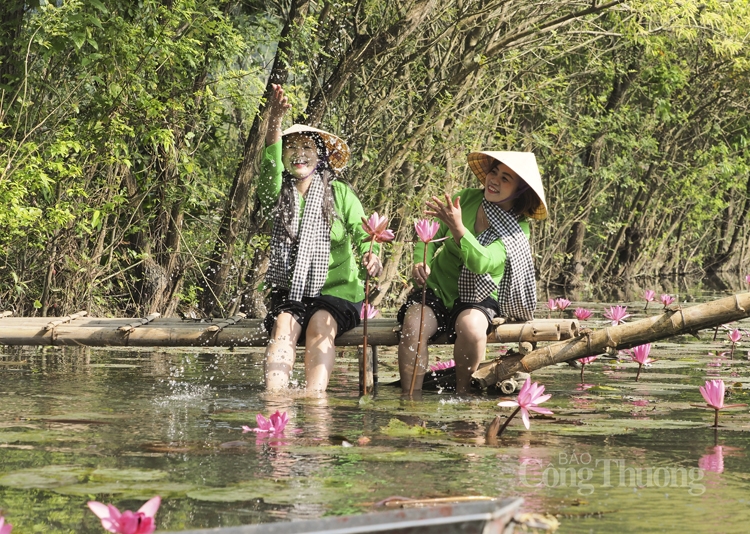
[
  {"x1": 574, "y1": 308, "x2": 592, "y2": 321},
  {"x1": 243, "y1": 410, "x2": 289, "y2": 434},
  {"x1": 362, "y1": 212, "x2": 395, "y2": 243},
  {"x1": 555, "y1": 298, "x2": 571, "y2": 312},
  {"x1": 643, "y1": 290, "x2": 655, "y2": 311},
  {"x1": 700, "y1": 379, "x2": 726, "y2": 411},
  {"x1": 627, "y1": 343, "x2": 654, "y2": 381},
  {"x1": 729, "y1": 329, "x2": 742, "y2": 343},
  {"x1": 745, "y1": 274, "x2": 750, "y2": 285},
  {"x1": 660, "y1": 294, "x2": 675, "y2": 307},
  {"x1": 0, "y1": 516, "x2": 12, "y2": 534},
  {"x1": 361, "y1": 303, "x2": 378, "y2": 320},
  {"x1": 87, "y1": 496, "x2": 160, "y2": 534},
  {"x1": 429, "y1": 359, "x2": 456, "y2": 371},
  {"x1": 728, "y1": 329, "x2": 742, "y2": 359},
  {"x1": 699, "y1": 445, "x2": 725, "y2": 473},
  {"x1": 577, "y1": 356, "x2": 598, "y2": 383},
  {"x1": 696, "y1": 379, "x2": 746, "y2": 427},
  {"x1": 603, "y1": 305, "x2": 630, "y2": 326},
  {"x1": 546, "y1": 298, "x2": 557, "y2": 312},
  {"x1": 497, "y1": 378, "x2": 554, "y2": 431},
  {"x1": 414, "y1": 219, "x2": 440, "y2": 243}
]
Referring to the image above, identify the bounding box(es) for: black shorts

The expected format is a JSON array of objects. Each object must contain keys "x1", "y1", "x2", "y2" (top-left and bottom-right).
[
  {"x1": 397, "y1": 288, "x2": 500, "y2": 343},
  {"x1": 263, "y1": 288, "x2": 362, "y2": 343}
]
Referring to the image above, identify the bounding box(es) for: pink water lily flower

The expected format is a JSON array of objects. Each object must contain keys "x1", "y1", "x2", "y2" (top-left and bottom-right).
[
  {"x1": 660, "y1": 294, "x2": 675, "y2": 307},
  {"x1": 362, "y1": 212, "x2": 395, "y2": 243},
  {"x1": 429, "y1": 359, "x2": 455, "y2": 371},
  {"x1": 700, "y1": 379, "x2": 726, "y2": 411},
  {"x1": 0, "y1": 515, "x2": 12, "y2": 534},
  {"x1": 87, "y1": 496, "x2": 161, "y2": 534},
  {"x1": 555, "y1": 298, "x2": 571, "y2": 311},
  {"x1": 546, "y1": 298, "x2": 557, "y2": 312},
  {"x1": 603, "y1": 305, "x2": 631, "y2": 326},
  {"x1": 729, "y1": 329, "x2": 742, "y2": 343},
  {"x1": 361, "y1": 303, "x2": 378, "y2": 320},
  {"x1": 414, "y1": 219, "x2": 440, "y2": 242},
  {"x1": 498, "y1": 378, "x2": 554, "y2": 430},
  {"x1": 696, "y1": 379, "x2": 746, "y2": 427},
  {"x1": 627, "y1": 343, "x2": 654, "y2": 381},
  {"x1": 728, "y1": 329, "x2": 742, "y2": 359},
  {"x1": 574, "y1": 308, "x2": 592, "y2": 321},
  {"x1": 243, "y1": 410, "x2": 288, "y2": 434},
  {"x1": 745, "y1": 274, "x2": 750, "y2": 285},
  {"x1": 643, "y1": 290, "x2": 655, "y2": 311}
]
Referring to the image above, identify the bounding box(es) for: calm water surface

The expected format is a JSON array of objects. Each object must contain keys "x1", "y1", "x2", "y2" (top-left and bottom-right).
[{"x1": 2, "y1": 283, "x2": 750, "y2": 533}]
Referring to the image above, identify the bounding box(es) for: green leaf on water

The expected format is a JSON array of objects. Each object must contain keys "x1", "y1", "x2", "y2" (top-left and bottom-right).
[
  {"x1": 0, "y1": 466, "x2": 88, "y2": 489},
  {"x1": 379, "y1": 418, "x2": 445, "y2": 436}
]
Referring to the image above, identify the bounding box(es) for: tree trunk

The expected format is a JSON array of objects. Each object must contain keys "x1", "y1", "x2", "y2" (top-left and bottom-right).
[{"x1": 199, "y1": 0, "x2": 310, "y2": 315}]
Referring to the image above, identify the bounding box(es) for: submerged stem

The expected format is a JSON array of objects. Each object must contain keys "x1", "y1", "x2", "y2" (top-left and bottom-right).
[
  {"x1": 635, "y1": 364, "x2": 642, "y2": 382},
  {"x1": 495, "y1": 406, "x2": 522, "y2": 438}
]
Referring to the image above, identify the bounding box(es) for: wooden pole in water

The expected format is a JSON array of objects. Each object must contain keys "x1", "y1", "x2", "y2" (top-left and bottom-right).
[{"x1": 473, "y1": 292, "x2": 750, "y2": 388}]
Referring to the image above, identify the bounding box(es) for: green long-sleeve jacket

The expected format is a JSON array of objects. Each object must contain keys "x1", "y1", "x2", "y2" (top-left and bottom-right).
[
  {"x1": 258, "y1": 141, "x2": 377, "y2": 303},
  {"x1": 414, "y1": 188, "x2": 530, "y2": 310}
]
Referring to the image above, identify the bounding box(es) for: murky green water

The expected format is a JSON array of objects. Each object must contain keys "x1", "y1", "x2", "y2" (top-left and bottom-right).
[{"x1": 2, "y1": 285, "x2": 750, "y2": 533}]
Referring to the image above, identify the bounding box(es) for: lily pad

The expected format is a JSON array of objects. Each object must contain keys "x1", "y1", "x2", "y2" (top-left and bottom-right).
[
  {"x1": 0, "y1": 465, "x2": 88, "y2": 489},
  {"x1": 90, "y1": 468, "x2": 169, "y2": 482},
  {"x1": 187, "y1": 479, "x2": 290, "y2": 502},
  {"x1": 379, "y1": 418, "x2": 445, "y2": 437}
]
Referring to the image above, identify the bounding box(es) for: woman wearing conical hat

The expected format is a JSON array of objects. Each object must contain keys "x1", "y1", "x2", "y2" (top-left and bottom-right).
[
  {"x1": 397, "y1": 151, "x2": 547, "y2": 395},
  {"x1": 260, "y1": 84, "x2": 383, "y2": 393}
]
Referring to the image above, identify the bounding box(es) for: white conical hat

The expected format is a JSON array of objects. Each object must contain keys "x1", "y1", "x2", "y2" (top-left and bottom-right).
[
  {"x1": 282, "y1": 124, "x2": 350, "y2": 172},
  {"x1": 467, "y1": 151, "x2": 548, "y2": 220}
]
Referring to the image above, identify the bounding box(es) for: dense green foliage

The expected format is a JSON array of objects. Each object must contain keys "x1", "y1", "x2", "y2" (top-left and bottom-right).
[{"x1": 1, "y1": 0, "x2": 749, "y2": 316}]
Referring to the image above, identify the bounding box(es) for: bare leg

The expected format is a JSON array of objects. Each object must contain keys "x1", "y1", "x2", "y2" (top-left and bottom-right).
[
  {"x1": 304, "y1": 309, "x2": 338, "y2": 393},
  {"x1": 453, "y1": 308, "x2": 490, "y2": 395},
  {"x1": 398, "y1": 303, "x2": 439, "y2": 394},
  {"x1": 264, "y1": 312, "x2": 302, "y2": 391}
]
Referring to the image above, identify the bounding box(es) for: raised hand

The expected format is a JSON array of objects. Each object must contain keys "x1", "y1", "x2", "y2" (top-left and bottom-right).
[
  {"x1": 266, "y1": 84, "x2": 292, "y2": 146},
  {"x1": 425, "y1": 193, "x2": 466, "y2": 243}
]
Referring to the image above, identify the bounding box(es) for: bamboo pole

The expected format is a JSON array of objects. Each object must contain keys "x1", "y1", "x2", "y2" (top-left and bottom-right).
[
  {"x1": 0, "y1": 318, "x2": 579, "y2": 347},
  {"x1": 473, "y1": 292, "x2": 750, "y2": 388}
]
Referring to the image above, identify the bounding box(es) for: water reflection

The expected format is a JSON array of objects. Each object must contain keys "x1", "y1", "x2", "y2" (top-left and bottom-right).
[{"x1": 1, "y1": 286, "x2": 750, "y2": 532}]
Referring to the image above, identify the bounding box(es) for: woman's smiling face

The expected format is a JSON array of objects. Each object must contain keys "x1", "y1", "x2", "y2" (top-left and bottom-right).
[
  {"x1": 484, "y1": 162, "x2": 521, "y2": 207},
  {"x1": 282, "y1": 133, "x2": 320, "y2": 180}
]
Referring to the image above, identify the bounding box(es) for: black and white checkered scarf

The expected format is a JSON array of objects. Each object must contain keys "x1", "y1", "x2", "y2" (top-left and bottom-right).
[
  {"x1": 265, "y1": 172, "x2": 331, "y2": 301},
  {"x1": 457, "y1": 199, "x2": 536, "y2": 321}
]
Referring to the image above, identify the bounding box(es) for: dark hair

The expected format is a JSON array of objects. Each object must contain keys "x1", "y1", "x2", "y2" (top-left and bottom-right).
[
  {"x1": 277, "y1": 132, "x2": 336, "y2": 238},
  {"x1": 512, "y1": 187, "x2": 542, "y2": 219}
]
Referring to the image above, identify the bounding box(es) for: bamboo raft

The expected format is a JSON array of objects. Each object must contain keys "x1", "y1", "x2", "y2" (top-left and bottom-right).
[
  {"x1": 475, "y1": 291, "x2": 750, "y2": 388},
  {"x1": 0, "y1": 312, "x2": 578, "y2": 347}
]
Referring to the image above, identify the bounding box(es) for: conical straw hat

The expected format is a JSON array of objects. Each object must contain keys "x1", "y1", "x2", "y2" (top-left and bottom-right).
[
  {"x1": 282, "y1": 124, "x2": 350, "y2": 172},
  {"x1": 467, "y1": 151, "x2": 548, "y2": 220}
]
